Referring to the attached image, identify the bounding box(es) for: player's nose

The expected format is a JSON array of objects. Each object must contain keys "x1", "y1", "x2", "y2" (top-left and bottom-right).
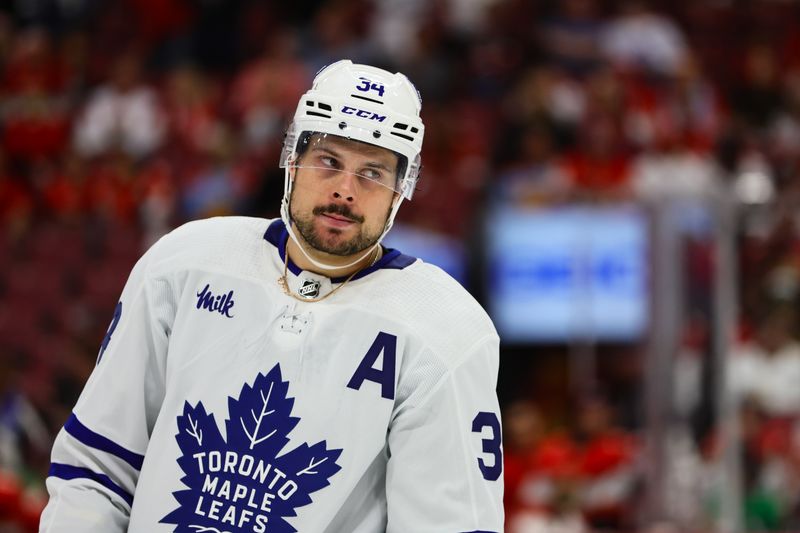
[{"x1": 331, "y1": 169, "x2": 359, "y2": 202}]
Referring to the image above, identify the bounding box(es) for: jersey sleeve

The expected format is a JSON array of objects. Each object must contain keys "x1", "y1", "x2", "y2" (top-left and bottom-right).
[
  {"x1": 385, "y1": 334, "x2": 504, "y2": 533},
  {"x1": 40, "y1": 239, "x2": 175, "y2": 533}
]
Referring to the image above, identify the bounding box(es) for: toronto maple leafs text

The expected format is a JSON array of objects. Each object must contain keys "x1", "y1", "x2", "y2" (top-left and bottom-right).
[{"x1": 191, "y1": 450, "x2": 298, "y2": 531}]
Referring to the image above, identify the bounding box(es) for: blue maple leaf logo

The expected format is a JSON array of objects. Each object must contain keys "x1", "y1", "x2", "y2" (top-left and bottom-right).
[{"x1": 160, "y1": 364, "x2": 342, "y2": 533}]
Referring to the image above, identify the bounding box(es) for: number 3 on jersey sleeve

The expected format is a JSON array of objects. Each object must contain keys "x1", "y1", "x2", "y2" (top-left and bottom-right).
[{"x1": 471, "y1": 411, "x2": 502, "y2": 481}]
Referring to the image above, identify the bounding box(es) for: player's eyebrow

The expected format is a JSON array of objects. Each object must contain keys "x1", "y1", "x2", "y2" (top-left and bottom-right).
[
  {"x1": 362, "y1": 161, "x2": 392, "y2": 172},
  {"x1": 309, "y1": 145, "x2": 342, "y2": 159},
  {"x1": 312, "y1": 145, "x2": 394, "y2": 172}
]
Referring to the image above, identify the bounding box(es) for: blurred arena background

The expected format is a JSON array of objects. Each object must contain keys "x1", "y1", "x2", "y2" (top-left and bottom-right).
[{"x1": 1, "y1": 0, "x2": 800, "y2": 531}]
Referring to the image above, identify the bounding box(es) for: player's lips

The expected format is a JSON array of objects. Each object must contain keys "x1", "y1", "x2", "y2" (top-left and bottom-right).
[{"x1": 320, "y1": 213, "x2": 356, "y2": 228}]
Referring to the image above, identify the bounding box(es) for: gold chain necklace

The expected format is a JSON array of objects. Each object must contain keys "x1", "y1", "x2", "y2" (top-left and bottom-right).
[{"x1": 277, "y1": 246, "x2": 380, "y2": 303}]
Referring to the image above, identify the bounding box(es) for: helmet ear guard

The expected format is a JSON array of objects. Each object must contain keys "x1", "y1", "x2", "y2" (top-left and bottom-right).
[{"x1": 401, "y1": 153, "x2": 421, "y2": 199}]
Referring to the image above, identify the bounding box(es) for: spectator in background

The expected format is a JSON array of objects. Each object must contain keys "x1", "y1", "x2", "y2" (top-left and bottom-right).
[
  {"x1": 584, "y1": 64, "x2": 625, "y2": 112},
  {"x1": 137, "y1": 156, "x2": 177, "y2": 246},
  {"x1": 391, "y1": 9, "x2": 454, "y2": 104},
  {"x1": 508, "y1": 492, "x2": 588, "y2": 533},
  {"x1": 464, "y1": 26, "x2": 522, "y2": 101},
  {"x1": 731, "y1": 42, "x2": 784, "y2": 134},
  {"x1": 0, "y1": 356, "x2": 50, "y2": 481},
  {"x1": 630, "y1": 143, "x2": 718, "y2": 201},
  {"x1": 510, "y1": 411, "x2": 583, "y2": 529},
  {"x1": 494, "y1": 120, "x2": 570, "y2": 206},
  {"x1": 82, "y1": 150, "x2": 140, "y2": 223},
  {"x1": 623, "y1": 53, "x2": 723, "y2": 153},
  {"x1": 551, "y1": 62, "x2": 632, "y2": 203},
  {"x1": 73, "y1": 51, "x2": 166, "y2": 159},
  {"x1": 770, "y1": 68, "x2": 800, "y2": 162},
  {"x1": 500, "y1": 65, "x2": 586, "y2": 150},
  {"x1": 600, "y1": 0, "x2": 689, "y2": 77},
  {"x1": 574, "y1": 395, "x2": 638, "y2": 531},
  {"x1": 539, "y1": 0, "x2": 605, "y2": 78},
  {"x1": 729, "y1": 304, "x2": 800, "y2": 417},
  {"x1": 672, "y1": 55, "x2": 725, "y2": 152},
  {"x1": 39, "y1": 151, "x2": 88, "y2": 223},
  {"x1": 504, "y1": 400, "x2": 548, "y2": 518},
  {"x1": 400, "y1": 97, "x2": 495, "y2": 237},
  {"x1": 561, "y1": 112, "x2": 632, "y2": 201},
  {"x1": 444, "y1": 0, "x2": 504, "y2": 39},
  {"x1": 230, "y1": 31, "x2": 310, "y2": 155},
  {"x1": 368, "y1": 0, "x2": 429, "y2": 64},
  {"x1": 0, "y1": 148, "x2": 34, "y2": 238},
  {"x1": 163, "y1": 64, "x2": 223, "y2": 156},
  {"x1": 629, "y1": 95, "x2": 722, "y2": 201},
  {"x1": 300, "y1": 0, "x2": 377, "y2": 73},
  {"x1": 0, "y1": 353, "x2": 50, "y2": 532},
  {"x1": 737, "y1": 397, "x2": 790, "y2": 532},
  {"x1": 0, "y1": 13, "x2": 13, "y2": 64},
  {"x1": 179, "y1": 127, "x2": 242, "y2": 219},
  {"x1": 2, "y1": 27, "x2": 68, "y2": 95},
  {"x1": 1, "y1": 28, "x2": 71, "y2": 163}
]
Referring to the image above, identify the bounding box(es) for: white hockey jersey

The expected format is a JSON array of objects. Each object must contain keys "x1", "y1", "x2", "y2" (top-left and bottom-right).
[{"x1": 40, "y1": 217, "x2": 504, "y2": 533}]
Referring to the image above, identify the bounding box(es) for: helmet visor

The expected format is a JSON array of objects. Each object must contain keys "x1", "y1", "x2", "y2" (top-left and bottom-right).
[{"x1": 283, "y1": 131, "x2": 408, "y2": 195}]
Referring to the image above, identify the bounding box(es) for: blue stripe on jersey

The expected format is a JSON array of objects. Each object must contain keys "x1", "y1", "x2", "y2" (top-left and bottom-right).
[
  {"x1": 263, "y1": 219, "x2": 417, "y2": 282},
  {"x1": 48, "y1": 463, "x2": 134, "y2": 506},
  {"x1": 64, "y1": 414, "x2": 145, "y2": 470}
]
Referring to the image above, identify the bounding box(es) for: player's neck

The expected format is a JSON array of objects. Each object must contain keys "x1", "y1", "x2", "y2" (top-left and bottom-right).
[{"x1": 286, "y1": 237, "x2": 381, "y2": 279}]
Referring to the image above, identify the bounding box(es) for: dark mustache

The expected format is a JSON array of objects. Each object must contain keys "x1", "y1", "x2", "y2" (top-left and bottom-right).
[{"x1": 313, "y1": 204, "x2": 364, "y2": 223}]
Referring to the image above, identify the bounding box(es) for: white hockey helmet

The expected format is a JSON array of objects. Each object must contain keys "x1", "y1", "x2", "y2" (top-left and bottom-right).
[
  {"x1": 280, "y1": 59, "x2": 424, "y2": 200},
  {"x1": 279, "y1": 60, "x2": 425, "y2": 270}
]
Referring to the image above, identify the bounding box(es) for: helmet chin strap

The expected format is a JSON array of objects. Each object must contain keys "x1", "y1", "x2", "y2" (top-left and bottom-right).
[{"x1": 280, "y1": 167, "x2": 404, "y2": 273}]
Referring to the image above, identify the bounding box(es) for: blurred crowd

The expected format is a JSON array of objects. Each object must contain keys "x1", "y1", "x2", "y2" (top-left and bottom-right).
[{"x1": 2, "y1": 0, "x2": 800, "y2": 531}]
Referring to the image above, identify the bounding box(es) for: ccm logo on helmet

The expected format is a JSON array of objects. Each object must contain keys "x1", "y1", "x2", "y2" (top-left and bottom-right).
[{"x1": 341, "y1": 106, "x2": 386, "y2": 122}]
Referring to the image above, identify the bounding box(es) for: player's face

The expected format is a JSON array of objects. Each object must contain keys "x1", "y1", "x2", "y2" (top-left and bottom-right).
[{"x1": 289, "y1": 135, "x2": 398, "y2": 257}]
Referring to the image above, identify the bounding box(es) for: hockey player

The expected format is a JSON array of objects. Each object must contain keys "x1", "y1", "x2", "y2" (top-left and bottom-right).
[{"x1": 40, "y1": 60, "x2": 503, "y2": 532}]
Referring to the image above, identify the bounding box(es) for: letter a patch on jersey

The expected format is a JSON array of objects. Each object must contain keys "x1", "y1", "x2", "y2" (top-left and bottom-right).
[
  {"x1": 347, "y1": 332, "x2": 397, "y2": 400},
  {"x1": 160, "y1": 365, "x2": 342, "y2": 533}
]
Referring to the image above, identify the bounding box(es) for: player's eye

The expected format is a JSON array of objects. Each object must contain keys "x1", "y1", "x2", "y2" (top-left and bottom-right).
[
  {"x1": 319, "y1": 155, "x2": 339, "y2": 169},
  {"x1": 360, "y1": 168, "x2": 382, "y2": 180},
  {"x1": 364, "y1": 165, "x2": 397, "y2": 185}
]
